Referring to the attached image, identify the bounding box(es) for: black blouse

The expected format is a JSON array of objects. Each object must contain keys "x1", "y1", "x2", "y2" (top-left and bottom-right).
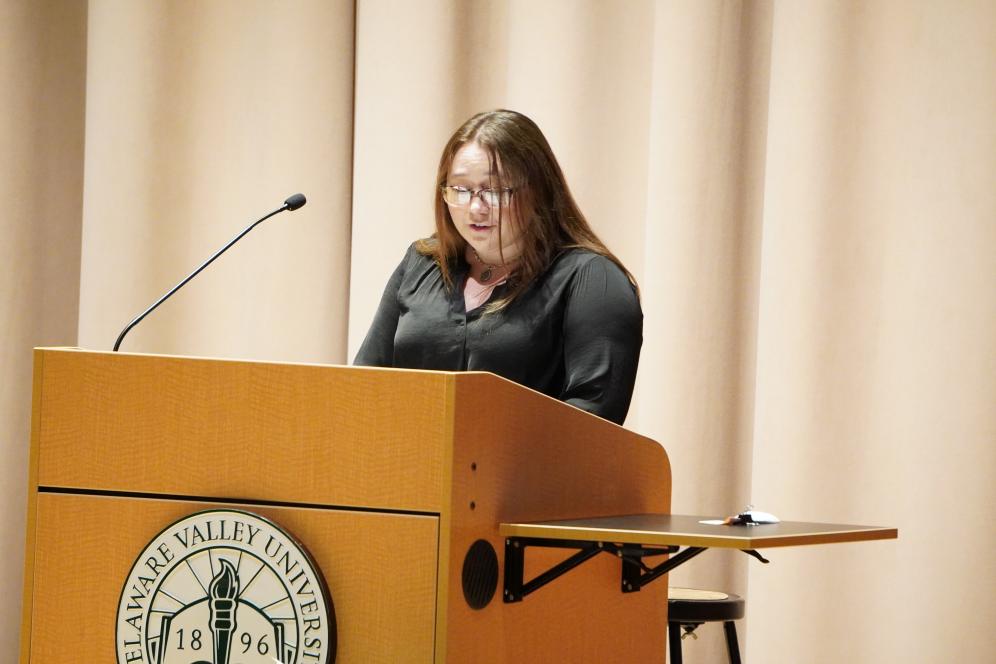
[{"x1": 354, "y1": 242, "x2": 643, "y2": 425}]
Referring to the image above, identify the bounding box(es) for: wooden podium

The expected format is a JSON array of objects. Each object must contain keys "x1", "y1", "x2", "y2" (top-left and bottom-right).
[{"x1": 19, "y1": 348, "x2": 671, "y2": 663}]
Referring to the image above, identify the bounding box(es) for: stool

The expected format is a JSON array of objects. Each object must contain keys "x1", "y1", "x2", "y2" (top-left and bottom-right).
[{"x1": 668, "y1": 587, "x2": 745, "y2": 664}]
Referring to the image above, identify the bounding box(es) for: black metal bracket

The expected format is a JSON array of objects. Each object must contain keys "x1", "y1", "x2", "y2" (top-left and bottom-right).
[
  {"x1": 503, "y1": 537, "x2": 605, "y2": 603},
  {"x1": 503, "y1": 537, "x2": 771, "y2": 603},
  {"x1": 620, "y1": 545, "x2": 707, "y2": 593}
]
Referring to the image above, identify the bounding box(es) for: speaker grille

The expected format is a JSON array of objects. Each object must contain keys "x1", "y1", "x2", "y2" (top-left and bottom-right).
[{"x1": 461, "y1": 539, "x2": 499, "y2": 610}]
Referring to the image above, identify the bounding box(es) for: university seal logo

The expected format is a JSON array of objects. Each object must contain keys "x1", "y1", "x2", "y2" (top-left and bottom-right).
[{"x1": 116, "y1": 509, "x2": 335, "y2": 664}]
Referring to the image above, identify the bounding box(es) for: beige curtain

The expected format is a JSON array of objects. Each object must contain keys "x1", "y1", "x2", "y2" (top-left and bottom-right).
[
  {"x1": 1, "y1": 0, "x2": 87, "y2": 650},
  {"x1": 3, "y1": 1, "x2": 993, "y2": 661},
  {"x1": 748, "y1": 2, "x2": 996, "y2": 660},
  {"x1": 77, "y1": 0, "x2": 355, "y2": 360}
]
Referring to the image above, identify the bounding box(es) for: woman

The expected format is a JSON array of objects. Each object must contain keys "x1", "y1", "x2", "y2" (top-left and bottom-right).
[{"x1": 354, "y1": 110, "x2": 642, "y2": 425}]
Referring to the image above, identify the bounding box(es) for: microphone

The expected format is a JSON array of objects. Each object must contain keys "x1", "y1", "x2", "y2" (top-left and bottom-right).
[
  {"x1": 112, "y1": 193, "x2": 307, "y2": 352},
  {"x1": 284, "y1": 192, "x2": 306, "y2": 211}
]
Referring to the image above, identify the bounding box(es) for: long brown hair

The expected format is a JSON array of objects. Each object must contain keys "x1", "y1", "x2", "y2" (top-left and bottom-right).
[{"x1": 416, "y1": 109, "x2": 637, "y2": 312}]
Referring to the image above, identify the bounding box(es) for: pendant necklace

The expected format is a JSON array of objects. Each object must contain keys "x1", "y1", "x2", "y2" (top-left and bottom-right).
[{"x1": 472, "y1": 248, "x2": 498, "y2": 283}]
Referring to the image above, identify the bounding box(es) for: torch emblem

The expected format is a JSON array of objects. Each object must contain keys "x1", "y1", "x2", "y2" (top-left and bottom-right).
[{"x1": 208, "y1": 559, "x2": 239, "y2": 664}]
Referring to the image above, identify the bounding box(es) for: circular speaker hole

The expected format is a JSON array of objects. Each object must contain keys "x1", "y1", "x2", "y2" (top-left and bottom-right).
[{"x1": 461, "y1": 539, "x2": 498, "y2": 610}]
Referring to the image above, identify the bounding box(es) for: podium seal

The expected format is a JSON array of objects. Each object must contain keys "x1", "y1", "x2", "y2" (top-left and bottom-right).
[{"x1": 115, "y1": 509, "x2": 335, "y2": 664}]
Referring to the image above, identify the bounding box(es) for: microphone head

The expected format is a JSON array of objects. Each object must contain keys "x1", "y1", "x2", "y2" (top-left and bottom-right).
[{"x1": 284, "y1": 193, "x2": 307, "y2": 211}]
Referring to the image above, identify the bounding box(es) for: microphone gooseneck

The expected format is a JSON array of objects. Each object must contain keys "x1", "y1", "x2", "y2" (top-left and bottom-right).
[{"x1": 112, "y1": 193, "x2": 308, "y2": 352}]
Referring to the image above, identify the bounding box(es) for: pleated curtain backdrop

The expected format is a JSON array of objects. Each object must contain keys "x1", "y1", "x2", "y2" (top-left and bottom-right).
[{"x1": 2, "y1": 1, "x2": 994, "y2": 662}]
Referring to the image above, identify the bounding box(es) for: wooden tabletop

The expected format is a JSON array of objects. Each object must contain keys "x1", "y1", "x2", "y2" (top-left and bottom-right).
[{"x1": 499, "y1": 514, "x2": 898, "y2": 549}]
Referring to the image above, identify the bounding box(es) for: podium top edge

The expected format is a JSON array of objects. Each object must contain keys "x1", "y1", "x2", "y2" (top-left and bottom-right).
[
  {"x1": 32, "y1": 347, "x2": 643, "y2": 433},
  {"x1": 32, "y1": 347, "x2": 486, "y2": 377}
]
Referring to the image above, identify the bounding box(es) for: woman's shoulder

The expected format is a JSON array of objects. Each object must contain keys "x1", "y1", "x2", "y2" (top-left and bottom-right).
[
  {"x1": 548, "y1": 248, "x2": 640, "y2": 303},
  {"x1": 396, "y1": 237, "x2": 440, "y2": 266},
  {"x1": 412, "y1": 236, "x2": 438, "y2": 253},
  {"x1": 551, "y1": 247, "x2": 630, "y2": 279}
]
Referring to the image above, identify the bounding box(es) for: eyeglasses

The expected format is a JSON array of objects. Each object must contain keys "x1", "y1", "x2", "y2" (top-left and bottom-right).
[{"x1": 441, "y1": 186, "x2": 514, "y2": 207}]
